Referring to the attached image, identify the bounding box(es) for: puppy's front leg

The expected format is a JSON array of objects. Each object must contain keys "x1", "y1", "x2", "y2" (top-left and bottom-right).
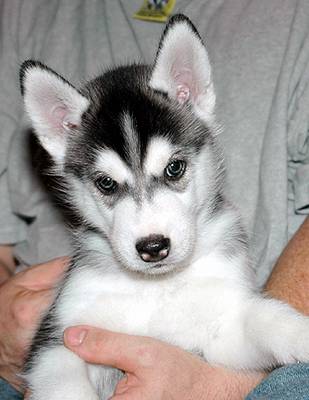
[
  {"x1": 26, "y1": 346, "x2": 99, "y2": 400},
  {"x1": 244, "y1": 296, "x2": 309, "y2": 367},
  {"x1": 206, "y1": 294, "x2": 309, "y2": 370}
]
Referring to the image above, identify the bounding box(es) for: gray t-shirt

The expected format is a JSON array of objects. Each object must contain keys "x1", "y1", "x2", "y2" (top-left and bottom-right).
[{"x1": 0, "y1": 0, "x2": 308, "y2": 285}]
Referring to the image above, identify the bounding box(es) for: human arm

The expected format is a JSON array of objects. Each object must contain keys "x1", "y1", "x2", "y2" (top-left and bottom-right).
[
  {"x1": 266, "y1": 216, "x2": 309, "y2": 314},
  {"x1": 0, "y1": 256, "x2": 68, "y2": 392}
]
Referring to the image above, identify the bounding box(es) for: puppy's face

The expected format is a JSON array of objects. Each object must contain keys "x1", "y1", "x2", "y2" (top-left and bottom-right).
[{"x1": 20, "y1": 15, "x2": 223, "y2": 274}]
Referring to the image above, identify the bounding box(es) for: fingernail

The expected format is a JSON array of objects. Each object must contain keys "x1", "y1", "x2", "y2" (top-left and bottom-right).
[{"x1": 64, "y1": 328, "x2": 87, "y2": 346}]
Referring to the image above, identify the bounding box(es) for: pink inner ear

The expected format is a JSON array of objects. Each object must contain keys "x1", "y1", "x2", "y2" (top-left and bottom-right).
[
  {"x1": 50, "y1": 105, "x2": 77, "y2": 131},
  {"x1": 176, "y1": 85, "x2": 190, "y2": 104},
  {"x1": 172, "y1": 66, "x2": 196, "y2": 104}
]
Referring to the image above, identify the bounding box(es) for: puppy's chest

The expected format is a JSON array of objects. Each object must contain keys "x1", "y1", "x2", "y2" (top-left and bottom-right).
[
  {"x1": 58, "y1": 273, "x2": 189, "y2": 332},
  {"x1": 57, "y1": 261, "x2": 241, "y2": 350}
]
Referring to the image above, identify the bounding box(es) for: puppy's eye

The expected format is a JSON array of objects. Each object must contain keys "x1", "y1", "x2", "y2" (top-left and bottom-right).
[
  {"x1": 95, "y1": 176, "x2": 118, "y2": 194},
  {"x1": 164, "y1": 160, "x2": 186, "y2": 180}
]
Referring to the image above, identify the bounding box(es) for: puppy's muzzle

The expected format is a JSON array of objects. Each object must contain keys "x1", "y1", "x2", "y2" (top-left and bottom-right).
[{"x1": 136, "y1": 234, "x2": 170, "y2": 262}]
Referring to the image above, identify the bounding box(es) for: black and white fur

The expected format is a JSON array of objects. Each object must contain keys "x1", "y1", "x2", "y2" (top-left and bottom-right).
[{"x1": 20, "y1": 15, "x2": 309, "y2": 400}]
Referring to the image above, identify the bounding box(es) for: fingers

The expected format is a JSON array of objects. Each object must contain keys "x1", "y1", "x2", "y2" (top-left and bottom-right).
[
  {"x1": 26, "y1": 288, "x2": 55, "y2": 317},
  {"x1": 19, "y1": 257, "x2": 69, "y2": 290},
  {"x1": 114, "y1": 373, "x2": 140, "y2": 395},
  {"x1": 64, "y1": 326, "x2": 158, "y2": 372},
  {"x1": 114, "y1": 376, "x2": 130, "y2": 395},
  {"x1": 12, "y1": 288, "x2": 55, "y2": 336}
]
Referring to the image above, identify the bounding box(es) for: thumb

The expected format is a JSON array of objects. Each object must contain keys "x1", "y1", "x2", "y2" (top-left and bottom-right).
[{"x1": 64, "y1": 326, "x2": 156, "y2": 372}]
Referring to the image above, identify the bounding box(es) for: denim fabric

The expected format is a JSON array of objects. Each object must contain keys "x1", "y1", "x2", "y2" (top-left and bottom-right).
[
  {"x1": 246, "y1": 363, "x2": 309, "y2": 400},
  {"x1": 0, "y1": 378, "x2": 23, "y2": 400},
  {"x1": 1, "y1": 364, "x2": 309, "y2": 399}
]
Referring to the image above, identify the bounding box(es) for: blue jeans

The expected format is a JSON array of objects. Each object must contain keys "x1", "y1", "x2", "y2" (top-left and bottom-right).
[
  {"x1": 0, "y1": 379, "x2": 23, "y2": 400},
  {"x1": 1, "y1": 364, "x2": 309, "y2": 399},
  {"x1": 245, "y1": 363, "x2": 309, "y2": 400}
]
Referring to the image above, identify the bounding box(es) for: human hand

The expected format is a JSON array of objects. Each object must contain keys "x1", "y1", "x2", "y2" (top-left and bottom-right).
[
  {"x1": 64, "y1": 326, "x2": 266, "y2": 400},
  {"x1": 0, "y1": 257, "x2": 68, "y2": 392}
]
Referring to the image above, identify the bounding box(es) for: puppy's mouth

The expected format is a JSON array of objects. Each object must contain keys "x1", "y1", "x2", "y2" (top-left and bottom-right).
[
  {"x1": 144, "y1": 264, "x2": 170, "y2": 275},
  {"x1": 149, "y1": 263, "x2": 165, "y2": 271},
  {"x1": 151, "y1": 263, "x2": 164, "y2": 269},
  {"x1": 143, "y1": 262, "x2": 183, "y2": 276}
]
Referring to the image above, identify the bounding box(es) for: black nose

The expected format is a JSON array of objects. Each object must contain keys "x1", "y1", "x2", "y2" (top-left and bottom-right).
[{"x1": 136, "y1": 235, "x2": 170, "y2": 262}]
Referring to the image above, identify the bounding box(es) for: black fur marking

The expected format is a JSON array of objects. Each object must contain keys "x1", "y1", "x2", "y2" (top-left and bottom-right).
[
  {"x1": 27, "y1": 131, "x2": 84, "y2": 228},
  {"x1": 64, "y1": 64, "x2": 210, "y2": 179},
  {"x1": 23, "y1": 301, "x2": 63, "y2": 373},
  {"x1": 82, "y1": 65, "x2": 190, "y2": 164}
]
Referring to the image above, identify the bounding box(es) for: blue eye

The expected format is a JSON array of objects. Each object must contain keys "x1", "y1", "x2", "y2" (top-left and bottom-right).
[
  {"x1": 95, "y1": 176, "x2": 118, "y2": 194},
  {"x1": 165, "y1": 160, "x2": 186, "y2": 180}
]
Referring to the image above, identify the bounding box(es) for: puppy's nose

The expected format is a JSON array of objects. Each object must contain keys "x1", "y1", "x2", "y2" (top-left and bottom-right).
[{"x1": 136, "y1": 235, "x2": 170, "y2": 262}]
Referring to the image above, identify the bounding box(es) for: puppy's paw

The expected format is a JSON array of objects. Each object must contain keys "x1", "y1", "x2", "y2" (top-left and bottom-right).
[{"x1": 277, "y1": 316, "x2": 309, "y2": 364}]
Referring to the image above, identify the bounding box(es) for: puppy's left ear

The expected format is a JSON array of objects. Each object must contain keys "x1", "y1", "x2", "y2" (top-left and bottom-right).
[
  {"x1": 150, "y1": 14, "x2": 215, "y2": 122},
  {"x1": 20, "y1": 60, "x2": 89, "y2": 165}
]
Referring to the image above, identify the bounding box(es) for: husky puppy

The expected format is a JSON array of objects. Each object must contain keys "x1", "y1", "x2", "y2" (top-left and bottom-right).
[{"x1": 20, "y1": 14, "x2": 309, "y2": 400}]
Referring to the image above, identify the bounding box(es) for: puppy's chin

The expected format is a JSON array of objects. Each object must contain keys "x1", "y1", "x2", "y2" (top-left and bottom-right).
[{"x1": 123, "y1": 260, "x2": 188, "y2": 276}]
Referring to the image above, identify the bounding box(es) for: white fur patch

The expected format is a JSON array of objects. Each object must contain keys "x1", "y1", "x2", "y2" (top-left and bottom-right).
[
  {"x1": 95, "y1": 149, "x2": 134, "y2": 185},
  {"x1": 144, "y1": 137, "x2": 174, "y2": 177}
]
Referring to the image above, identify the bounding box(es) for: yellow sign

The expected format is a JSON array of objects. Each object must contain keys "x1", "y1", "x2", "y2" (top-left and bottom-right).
[{"x1": 134, "y1": 0, "x2": 176, "y2": 23}]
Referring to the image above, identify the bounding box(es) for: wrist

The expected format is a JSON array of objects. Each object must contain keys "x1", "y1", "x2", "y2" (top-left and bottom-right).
[
  {"x1": 200, "y1": 363, "x2": 267, "y2": 400},
  {"x1": 234, "y1": 371, "x2": 267, "y2": 399}
]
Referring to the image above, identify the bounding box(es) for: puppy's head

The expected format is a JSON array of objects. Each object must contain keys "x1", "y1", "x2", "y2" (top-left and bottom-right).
[{"x1": 20, "y1": 15, "x2": 224, "y2": 275}]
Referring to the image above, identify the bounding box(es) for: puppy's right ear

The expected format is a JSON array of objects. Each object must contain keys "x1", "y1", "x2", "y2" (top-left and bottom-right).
[
  {"x1": 150, "y1": 15, "x2": 215, "y2": 123},
  {"x1": 20, "y1": 61, "x2": 89, "y2": 165}
]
